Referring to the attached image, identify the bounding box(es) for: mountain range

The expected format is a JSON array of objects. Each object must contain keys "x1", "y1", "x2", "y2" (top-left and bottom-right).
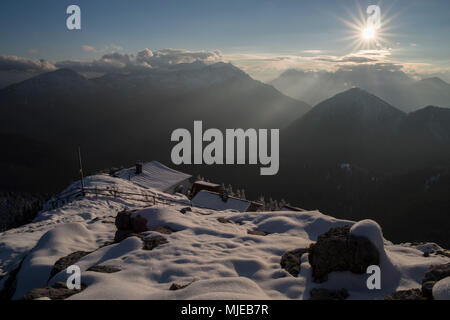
[
  {"x1": 271, "y1": 68, "x2": 450, "y2": 112},
  {"x1": 1, "y1": 62, "x2": 450, "y2": 246}
]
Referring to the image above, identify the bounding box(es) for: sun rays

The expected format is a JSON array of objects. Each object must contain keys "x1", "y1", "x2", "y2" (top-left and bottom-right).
[{"x1": 337, "y1": 1, "x2": 399, "y2": 52}]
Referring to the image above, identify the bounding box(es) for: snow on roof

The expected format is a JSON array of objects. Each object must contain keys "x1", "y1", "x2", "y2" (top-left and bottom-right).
[
  {"x1": 117, "y1": 161, "x2": 191, "y2": 192},
  {"x1": 191, "y1": 190, "x2": 251, "y2": 212},
  {"x1": 193, "y1": 181, "x2": 221, "y2": 187}
]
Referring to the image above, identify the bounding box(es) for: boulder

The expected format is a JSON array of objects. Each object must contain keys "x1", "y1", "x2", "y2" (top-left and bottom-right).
[
  {"x1": 143, "y1": 236, "x2": 168, "y2": 250},
  {"x1": 20, "y1": 282, "x2": 86, "y2": 300},
  {"x1": 421, "y1": 281, "x2": 436, "y2": 299},
  {"x1": 115, "y1": 210, "x2": 132, "y2": 230},
  {"x1": 217, "y1": 217, "x2": 232, "y2": 224},
  {"x1": 383, "y1": 288, "x2": 425, "y2": 300},
  {"x1": 280, "y1": 248, "x2": 308, "y2": 277},
  {"x1": 180, "y1": 207, "x2": 192, "y2": 214},
  {"x1": 130, "y1": 213, "x2": 149, "y2": 233},
  {"x1": 115, "y1": 210, "x2": 177, "y2": 241},
  {"x1": 247, "y1": 229, "x2": 269, "y2": 236},
  {"x1": 422, "y1": 263, "x2": 450, "y2": 284},
  {"x1": 308, "y1": 226, "x2": 380, "y2": 282},
  {"x1": 169, "y1": 281, "x2": 193, "y2": 290},
  {"x1": 49, "y1": 251, "x2": 92, "y2": 280},
  {"x1": 421, "y1": 263, "x2": 450, "y2": 299},
  {"x1": 432, "y1": 277, "x2": 450, "y2": 300},
  {"x1": 87, "y1": 265, "x2": 121, "y2": 273}
]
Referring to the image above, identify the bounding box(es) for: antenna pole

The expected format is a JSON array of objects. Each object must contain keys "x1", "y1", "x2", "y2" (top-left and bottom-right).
[{"x1": 78, "y1": 146, "x2": 85, "y2": 195}]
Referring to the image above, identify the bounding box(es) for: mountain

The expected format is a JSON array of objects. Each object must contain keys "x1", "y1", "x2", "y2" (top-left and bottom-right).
[
  {"x1": 0, "y1": 63, "x2": 311, "y2": 192},
  {"x1": 409, "y1": 78, "x2": 450, "y2": 110},
  {"x1": 403, "y1": 106, "x2": 450, "y2": 143},
  {"x1": 271, "y1": 68, "x2": 450, "y2": 112},
  {"x1": 282, "y1": 88, "x2": 407, "y2": 170}
]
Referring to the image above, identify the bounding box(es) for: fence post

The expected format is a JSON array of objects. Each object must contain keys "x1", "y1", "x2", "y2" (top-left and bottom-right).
[{"x1": 78, "y1": 146, "x2": 85, "y2": 196}]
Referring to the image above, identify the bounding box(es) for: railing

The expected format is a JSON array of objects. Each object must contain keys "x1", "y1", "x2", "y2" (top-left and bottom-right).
[{"x1": 48, "y1": 186, "x2": 192, "y2": 209}]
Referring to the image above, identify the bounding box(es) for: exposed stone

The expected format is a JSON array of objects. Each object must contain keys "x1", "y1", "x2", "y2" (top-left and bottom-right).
[
  {"x1": 143, "y1": 236, "x2": 168, "y2": 250},
  {"x1": 87, "y1": 265, "x2": 121, "y2": 273},
  {"x1": 49, "y1": 251, "x2": 92, "y2": 280},
  {"x1": 421, "y1": 281, "x2": 436, "y2": 299},
  {"x1": 115, "y1": 210, "x2": 132, "y2": 230},
  {"x1": 20, "y1": 282, "x2": 86, "y2": 300},
  {"x1": 435, "y1": 250, "x2": 450, "y2": 259},
  {"x1": 0, "y1": 257, "x2": 25, "y2": 300},
  {"x1": 280, "y1": 248, "x2": 308, "y2": 277},
  {"x1": 180, "y1": 207, "x2": 192, "y2": 214},
  {"x1": 383, "y1": 288, "x2": 426, "y2": 300},
  {"x1": 308, "y1": 226, "x2": 380, "y2": 282},
  {"x1": 152, "y1": 226, "x2": 175, "y2": 235},
  {"x1": 422, "y1": 263, "x2": 450, "y2": 284},
  {"x1": 169, "y1": 281, "x2": 193, "y2": 290},
  {"x1": 217, "y1": 217, "x2": 232, "y2": 224},
  {"x1": 114, "y1": 229, "x2": 138, "y2": 242},
  {"x1": 130, "y1": 213, "x2": 149, "y2": 233},
  {"x1": 309, "y1": 288, "x2": 349, "y2": 300},
  {"x1": 247, "y1": 229, "x2": 269, "y2": 236}
]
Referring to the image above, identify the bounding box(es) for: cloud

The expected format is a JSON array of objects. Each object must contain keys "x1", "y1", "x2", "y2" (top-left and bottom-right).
[
  {"x1": 82, "y1": 45, "x2": 96, "y2": 52},
  {"x1": 0, "y1": 55, "x2": 56, "y2": 73},
  {"x1": 56, "y1": 48, "x2": 223, "y2": 73}
]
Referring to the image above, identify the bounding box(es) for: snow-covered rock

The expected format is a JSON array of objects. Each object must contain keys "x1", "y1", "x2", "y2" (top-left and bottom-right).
[
  {"x1": 350, "y1": 219, "x2": 385, "y2": 255},
  {"x1": 433, "y1": 277, "x2": 450, "y2": 300}
]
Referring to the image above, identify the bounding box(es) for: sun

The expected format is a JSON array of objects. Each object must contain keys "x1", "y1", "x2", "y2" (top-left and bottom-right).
[
  {"x1": 362, "y1": 26, "x2": 376, "y2": 41},
  {"x1": 337, "y1": 2, "x2": 397, "y2": 51}
]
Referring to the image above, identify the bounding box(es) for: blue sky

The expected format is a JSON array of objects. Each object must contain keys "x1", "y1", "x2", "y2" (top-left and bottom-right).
[{"x1": 1, "y1": 0, "x2": 449, "y2": 81}]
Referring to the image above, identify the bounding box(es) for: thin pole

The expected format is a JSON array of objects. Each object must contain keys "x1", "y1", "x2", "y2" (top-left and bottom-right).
[{"x1": 78, "y1": 146, "x2": 85, "y2": 195}]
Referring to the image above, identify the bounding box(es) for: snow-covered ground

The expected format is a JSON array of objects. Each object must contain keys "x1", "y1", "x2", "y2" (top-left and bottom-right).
[{"x1": 0, "y1": 174, "x2": 448, "y2": 300}]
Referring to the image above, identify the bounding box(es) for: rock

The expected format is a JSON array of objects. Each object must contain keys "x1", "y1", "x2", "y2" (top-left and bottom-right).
[
  {"x1": 115, "y1": 210, "x2": 132, "y2": 230},
  {"x1": 421, "y1": 281, "x2": 436, "y2": 299},
  {"x1": 130, "y1": 213, "x2": 149, "y2": 233},
  {"x1": 114, "y1": 229, "x2": 138, "y2": 242},
  {"x1": 143, "y1": 236, "x2": 168, "y2": 250},
  {"x1": 308, "y1": 226, "x2": 380, "y2": 282},
  {"x1": 435, "y1": 250, "x2": 450, "y2": 259},
  {"x1": 432, "y1": 277, "x2": 450, "y2": 300},
  {"x1": 309, "y1": 288, "x2": 349, "y2": 300},
  {"x1": 217, "y1": 217, "x2": 232, "y2": 224},
  {"x1": 87, "y1": 265, "x2": 121, "y2": 273},
  {"x1": 422, "y1": 263, "x2": 450, "y2": 284},
  {"x1": 247, "y1": 229, "x2": 269, "y2": 236},
  {"x1": 20, "y1": 282, "x2": 86, "y2": 300},
  {"x1": 180, "y1": 207, "x2": 192, "y2": 214},
  {"x1": 152, "y1": 226, "x2": 175, "y2": 235},
  {"x1": 383, "y1": 288, "x2": 425, "y2": 300},
  {"x1": 49, "y1": 251, "x2": 92, "y2": 280},
  {"x1": 280, "y1": 248, "x2": 308, "y2": 277},
  {"x1": 0, "y1": 257, "x2": 25, "y2": 300},
  {"x1": 169, "y1": 281, "x2": 193, "y2": 290}
]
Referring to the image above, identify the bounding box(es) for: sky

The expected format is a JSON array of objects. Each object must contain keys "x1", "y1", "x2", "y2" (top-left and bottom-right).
[{"x1": 0, "y1": 0, "x2": 449, "y2": 82}]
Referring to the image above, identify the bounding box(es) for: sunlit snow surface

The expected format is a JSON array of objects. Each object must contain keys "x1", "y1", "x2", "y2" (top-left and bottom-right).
[{"x1": 0, "y1": 174, "x2": 448, "y2": 300}]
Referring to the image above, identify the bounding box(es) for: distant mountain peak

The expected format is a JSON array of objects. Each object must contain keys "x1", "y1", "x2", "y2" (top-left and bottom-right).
[{"x1": 419, "y1": 77, "x2": 448, "y2": 86}]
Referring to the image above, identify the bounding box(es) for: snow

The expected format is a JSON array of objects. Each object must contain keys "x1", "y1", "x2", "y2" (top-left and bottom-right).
[
  {"x1": 1, "y1": 174, "x2": 449, "y2": 299},
  {"x1": 350, "y1": 219, "x2": 385, "y2": 254},
  {"x1": 433, "y1": 277, "x2": 450, "y2": 300},
  {"x1": 117, "y1": 161, "x2": 191, "y2": 193},
  {"x1": 192, "y1": 190, "x2": 251, "y2": 212}
]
